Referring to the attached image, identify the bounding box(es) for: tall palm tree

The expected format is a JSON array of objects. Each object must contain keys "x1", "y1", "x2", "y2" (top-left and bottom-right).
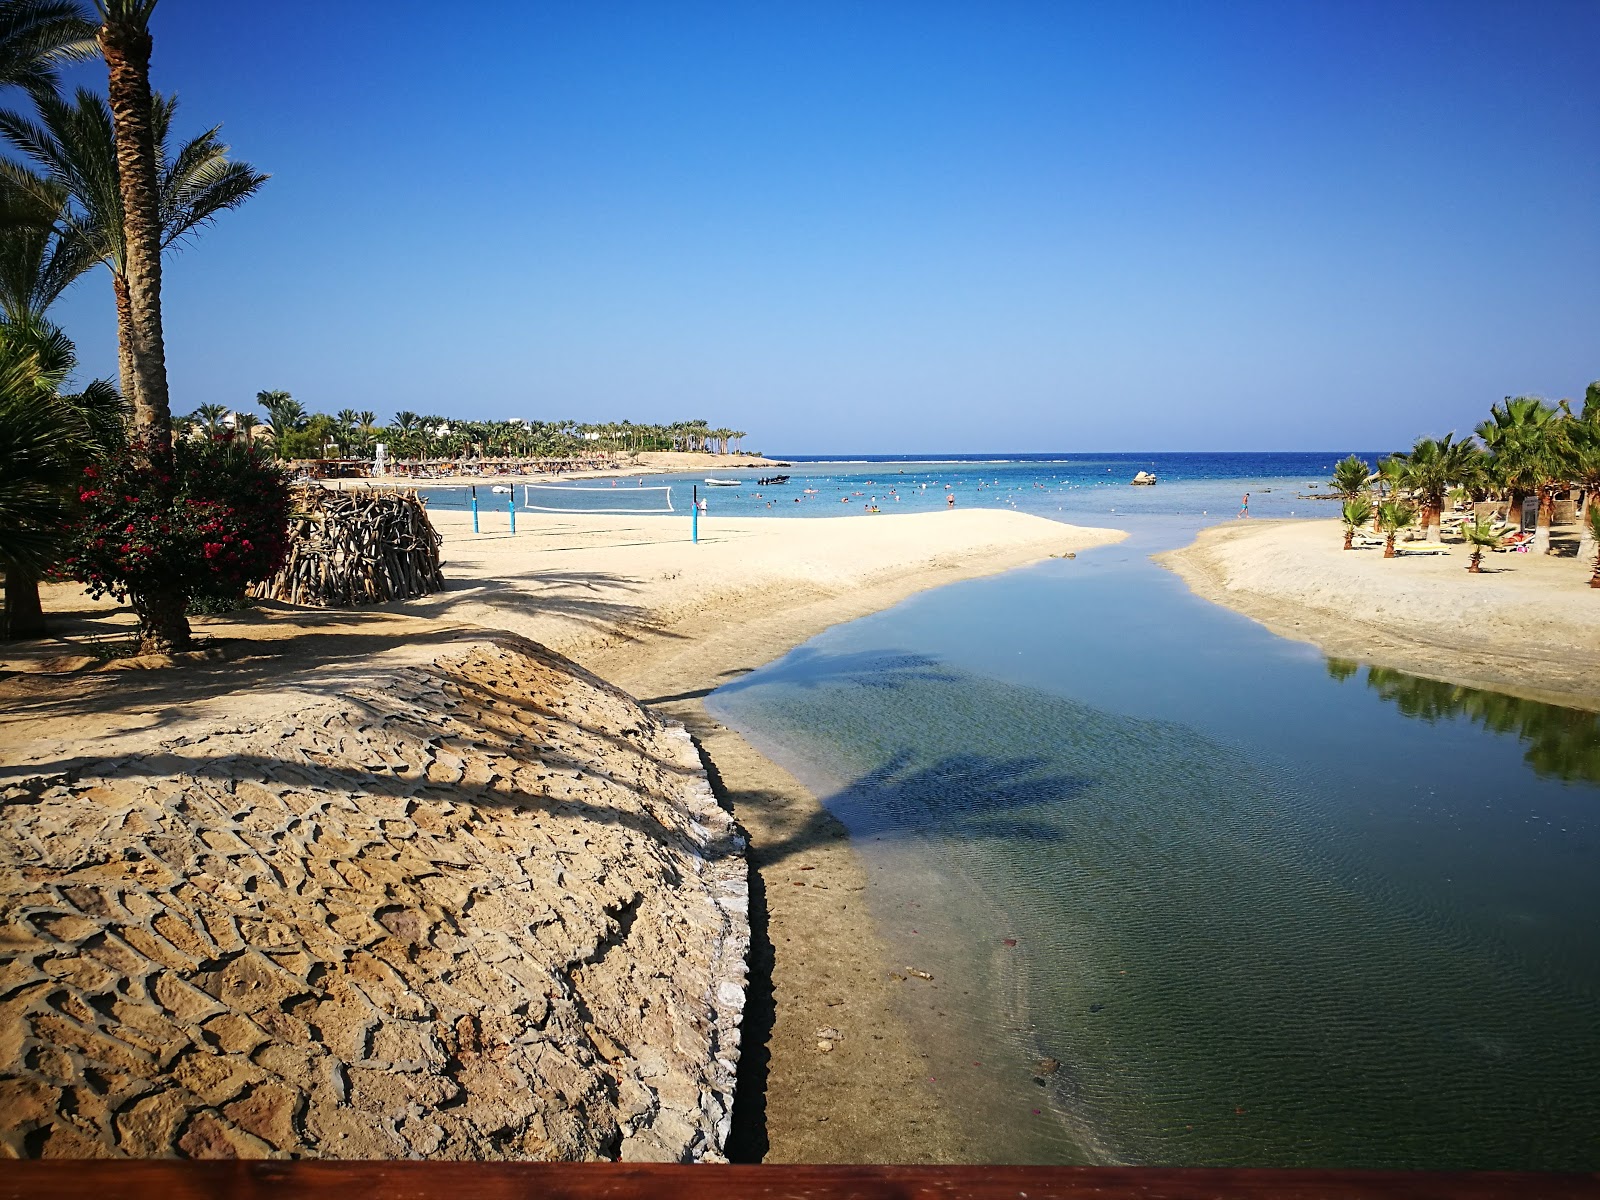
[
  {"x1": 0, "y1": 0, "x2": 95, "y2": 99},
  {"x1": 231, "y1": 408, "x2": 257, "y2": 444},
  {"x1": 91, "y1": 0, "x2": 168, "y2": 469},
  {"x1": 0, "y1": 86, "x2": 266, "y2": 412}
]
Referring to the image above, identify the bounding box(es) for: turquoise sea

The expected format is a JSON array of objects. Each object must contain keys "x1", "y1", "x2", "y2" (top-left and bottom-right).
[{"x1": 681, "y1": 454, "x2": 1598, "y2": 1170}]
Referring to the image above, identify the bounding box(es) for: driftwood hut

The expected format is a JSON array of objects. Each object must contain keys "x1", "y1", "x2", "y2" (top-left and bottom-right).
[{"x1": 252, "y1": 485, "x2": 444, "y2": 607}]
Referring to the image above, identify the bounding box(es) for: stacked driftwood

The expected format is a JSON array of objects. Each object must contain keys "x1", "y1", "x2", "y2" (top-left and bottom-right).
[{"x1": 252, "y1": 485, "x2": 444, "y2": 607}]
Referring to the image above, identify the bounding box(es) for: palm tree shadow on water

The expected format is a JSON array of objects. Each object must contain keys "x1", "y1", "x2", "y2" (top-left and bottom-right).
[
  {"x1": 718, "y1": 652, "x2": 1098, "y2": 1161},
  {"x1": 1325, "y1": 657, "x2": 1600, "y2": 785}
]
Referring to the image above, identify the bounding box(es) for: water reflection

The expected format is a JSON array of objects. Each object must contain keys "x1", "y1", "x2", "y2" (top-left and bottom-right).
[{"x1": 1326, "y1": 659, "x2": 1600, "y2": 784}]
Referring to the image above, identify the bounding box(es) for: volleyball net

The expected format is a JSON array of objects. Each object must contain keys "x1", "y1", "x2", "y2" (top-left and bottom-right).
[{"x1": 520, "y1": 483, "x2": 675, "y2": 514}]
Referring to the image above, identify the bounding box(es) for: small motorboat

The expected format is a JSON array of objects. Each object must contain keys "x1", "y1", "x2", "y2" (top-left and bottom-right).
[
  {"x1": 703, "y1": 477, "x2": 741, "y2": 486},
  {"x1": 757, "y1": 475, "x2": 791, "y2": 486}
]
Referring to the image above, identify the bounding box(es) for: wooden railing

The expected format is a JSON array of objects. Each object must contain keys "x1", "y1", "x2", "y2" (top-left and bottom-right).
[{"x1": 1, "y1": 1163, "x2": 1596, "y2": 1200}]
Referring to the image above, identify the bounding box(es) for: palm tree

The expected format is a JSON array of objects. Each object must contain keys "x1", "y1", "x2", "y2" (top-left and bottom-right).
[
  {"x1": 1587, "y1": 504, "x2": 1600, "y2": 588},
  {"x1": 1378, "y1": 500, "x2": 1415, "y2": 559},
  {"x1": 261, "y1": 391, "x2": 304, "y2": 455},
  {"x1": 1340, "y1": 496, "x2": 1369, "y2": 551},
  {"x1": 1393, "y1": 433, "x2": 1473, "y2": 542},
  {"x1": 0, "y1": 167, "x2": 94, "y2": 323},
  {"x1": 184, "y1": 399, "x2": 225, "y2": 437},
  {"x1": 0, "y1": 0, "x2": 96, "y2": 98},
  {"x1": 1374, "y1": 455, "x2": 1405, "y2": 532},
  {"x1": 90, "y1": 0, "x2": 170, "y2": 470},
  {"x1": 1461, "y1": 517, "x2": 1501, "y2": 574},
  {"x1": 1477, "y1": 396, "x2": 1560, "y2": 553},
  {"x1": 0, "y1": 318, "x2": 123, "y2": 637},
  {"x1": 1555, "y1": 393, "x2": 1600, "y2": 565},
  {"x1": 231, "y1": 408, "x2": 257, "y2": 444},
  {"x1": 0, "y1": 86, "x2": 266, "y2": 412}
]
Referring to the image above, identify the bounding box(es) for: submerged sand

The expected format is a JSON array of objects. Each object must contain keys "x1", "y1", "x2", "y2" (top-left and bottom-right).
[
  {"x1": 1, "y1": 508, "x2": 1121, "y2": 1162},
  {"x1": 1159, "y1": 519, "x2": 1600, "y2": 712}
]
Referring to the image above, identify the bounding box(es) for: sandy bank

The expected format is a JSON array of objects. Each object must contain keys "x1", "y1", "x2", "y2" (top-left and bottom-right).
[
  {"x1": 1, "y1": 507, "x2": 1121, "y2": 1162},
  {"x1": 1159, "y1": 519, "x2": 1600, "y2": 711}
]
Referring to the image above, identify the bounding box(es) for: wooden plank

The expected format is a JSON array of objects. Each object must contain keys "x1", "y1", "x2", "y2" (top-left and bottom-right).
[{"x1": 0, "y1": 1163, "x2": 1595, "y2": 1200}]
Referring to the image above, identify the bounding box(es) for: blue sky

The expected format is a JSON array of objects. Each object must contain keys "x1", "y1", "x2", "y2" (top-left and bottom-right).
[{"x1": 38, "y1": 1, "x2": 1600, "y2": 453}]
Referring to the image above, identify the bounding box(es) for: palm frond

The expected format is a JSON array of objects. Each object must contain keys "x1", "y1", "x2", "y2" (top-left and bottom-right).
[{"x1": 0, "y1": 0, "x2": 98, "y2": 98}]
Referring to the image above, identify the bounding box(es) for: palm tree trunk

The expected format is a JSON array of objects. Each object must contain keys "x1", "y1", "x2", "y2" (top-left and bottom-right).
[
  {"x1": 1533, "y1": 493, "x2": 1553, "y2": 555},
  {"x1": 99, "y1": 18, "x2": 171, "y2": 464},
  {"x1": 100, "y1": 11, "x2": 190, "y2": 654},
  {"x1": 2, "y1": 568, "x2": 46, "y2": 640},
  {"x1": 110, "y1": 272, "x2": 140, "y2": 415},
  {"x1": 1580, "y1": 491, "x2": 1597, "y2": 564}
]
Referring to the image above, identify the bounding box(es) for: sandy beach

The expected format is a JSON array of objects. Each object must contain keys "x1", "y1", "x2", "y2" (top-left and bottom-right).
[
  {"x1": 0, "y1": 506, "x2": 1122, "y2": 1162},
  {"x1": 1160, "y1": 519, "x2": 1600, "y2": 712}
]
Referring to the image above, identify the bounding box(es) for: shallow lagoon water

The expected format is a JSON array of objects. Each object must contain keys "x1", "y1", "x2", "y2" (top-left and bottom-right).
[{"x1": 702, "y1": 477, "x2": 1600, "y2": 1169}]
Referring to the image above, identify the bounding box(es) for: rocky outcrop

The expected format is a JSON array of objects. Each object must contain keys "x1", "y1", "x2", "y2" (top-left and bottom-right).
[
  {"x1": 0, "y1": 638, "x2": 747, "y2": 1161},
  {"x1": 1130, "y1": 471, "x2": 1157, "y2": 486}
]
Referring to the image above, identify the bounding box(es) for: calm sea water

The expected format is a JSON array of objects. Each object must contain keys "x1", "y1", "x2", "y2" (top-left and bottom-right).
[
  {"x1": 691, "y1": 455, "x2": 1600, "y2": 1170},
  {"x1": 411, "y1": 451, "x2": 1377, "y2": 522}
]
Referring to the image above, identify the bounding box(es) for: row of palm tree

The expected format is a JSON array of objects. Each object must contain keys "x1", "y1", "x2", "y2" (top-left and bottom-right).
[
  {"x1": 1328, "y1": 384, "x2": 1600, "y2": 580},
  {"x1": 197, "y1": 402, "x2": 758, "y2": 463},
  {"x1": 0, "y1": 0, "x2": 264, "y2": 648}
]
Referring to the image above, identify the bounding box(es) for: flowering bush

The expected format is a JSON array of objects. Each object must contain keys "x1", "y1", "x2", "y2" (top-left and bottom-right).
[{"x1": 62, "y1": 435, "x2": 291, "y2": 611}]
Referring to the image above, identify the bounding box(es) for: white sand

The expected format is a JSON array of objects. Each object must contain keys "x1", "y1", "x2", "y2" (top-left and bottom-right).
[{"x1": 1160, "y1": 519, "x2": 1600, "y2": 711}]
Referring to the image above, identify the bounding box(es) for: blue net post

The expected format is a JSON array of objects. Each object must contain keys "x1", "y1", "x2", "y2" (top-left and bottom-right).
[
  {"x1": 508, "y1": 490, "x2": 516, "y2": 534},
  {"x1": 471, "y1": 485, "x2": 479, "y2": 534},
  {"x1": 692, "y1": 485, "x2": 698, "y2": 543}
]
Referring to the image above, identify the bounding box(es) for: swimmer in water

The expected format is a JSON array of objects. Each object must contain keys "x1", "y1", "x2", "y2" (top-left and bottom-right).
[{"x1": 947, "y1": 493, "x2": 955, "y2": 508}]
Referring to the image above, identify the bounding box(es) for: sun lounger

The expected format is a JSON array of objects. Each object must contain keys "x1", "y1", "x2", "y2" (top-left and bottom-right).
[{"x1": 1399, "y1": 543, "x2": 1451, "y2": 554}]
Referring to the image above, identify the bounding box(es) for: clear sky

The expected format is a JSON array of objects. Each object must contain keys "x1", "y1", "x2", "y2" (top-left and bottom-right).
[{"x1": 39, "y1": 0, "x2": 1600, "y2": 454}]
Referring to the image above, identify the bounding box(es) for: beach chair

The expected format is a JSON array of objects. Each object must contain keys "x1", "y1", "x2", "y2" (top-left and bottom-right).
[{"x1": 1399, "y1": 542, "x2": 1451, "y2": 555}]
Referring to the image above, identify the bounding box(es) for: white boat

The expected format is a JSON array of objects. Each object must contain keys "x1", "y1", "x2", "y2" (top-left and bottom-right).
[
  {"x1": 490, "y1": 485, "x2": 513, "y2": 494},
  {"x1": 703, "y1": 477, "x2": 741, "y2": 486}
]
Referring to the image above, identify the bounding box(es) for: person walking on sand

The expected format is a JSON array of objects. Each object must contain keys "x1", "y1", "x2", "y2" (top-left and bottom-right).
[{"x1": 1238, "y1": 492, "x2": 1250, "y2": 518}]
